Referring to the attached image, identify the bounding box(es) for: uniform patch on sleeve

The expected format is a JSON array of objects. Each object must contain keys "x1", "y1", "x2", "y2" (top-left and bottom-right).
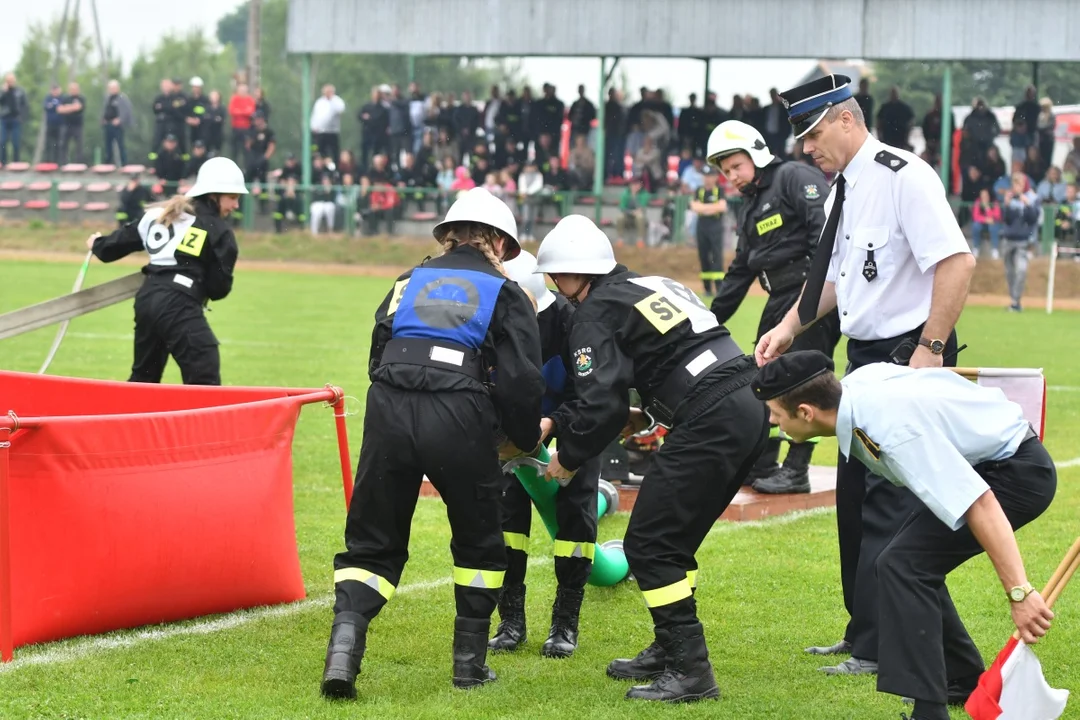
[
  {"x1": 573, "y1": 347, "x2": 594, "y2": 377},
  {"x1": 804, "y1": 184, "x2": 820, "y2": 200},
  {"x1": 874, "y1": 150, "x2": 908, "y2": 172},
  {"x1": 853, "y1": 427, "x2": 881, "y2": 460}
]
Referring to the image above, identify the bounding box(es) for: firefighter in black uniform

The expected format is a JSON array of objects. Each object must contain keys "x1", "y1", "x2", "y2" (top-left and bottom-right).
[
  {"x1": 86, "y1": 157, "x2": 247, "y2": 385},
  {"x1": 152, "y1": 134, "x2": 186, "y2": 197},
  {"x1": 150, "y1": 79, "x2": 171, "y2": 160},
  {"x1": 245, "y1": 114, "x2": 275, "y2": 213},
  {"x1": 534, "y1": 214, "x2": 769, "y2": 704},
  {"x1": 691, "y1": 166, "x2": 726, "y2": 296},
  {"x1": 707, "y1": 120, "x2": 842, "y2": 494},
  {"x1": 165, "y1": 80, "x2": 189, "y2": 155},
  {"x1": 321, "y1": 188, "x2": 546, "y2": 701},
  {"x1": 274, "y1": 154, "x2": 305, "y2": 233},
  {"x1": 185, "y1": 77, "x2": 209, "y2": 150},
  {"x1": 116, "y1": 172, "x2": 153, "y2": 227},
  {"x1": 489, "y1": 250, "x2": 599, "y2": 660},
  {"x1": 186, "y1": 140, "x2": 209, "y2": 179}
]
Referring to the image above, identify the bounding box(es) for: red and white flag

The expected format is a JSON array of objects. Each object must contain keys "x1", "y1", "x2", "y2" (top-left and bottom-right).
[{"x1": 966, "y1": 637, "x2": 1069, "y2": 720}]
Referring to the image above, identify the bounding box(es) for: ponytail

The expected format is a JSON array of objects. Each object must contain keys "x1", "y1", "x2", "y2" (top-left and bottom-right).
[
  {"x1": 152, "y1": 194, "x2": 195, "y2": 227},
  {"x1": 439, "y1": 222, "x2": 507, "y2": 276}
]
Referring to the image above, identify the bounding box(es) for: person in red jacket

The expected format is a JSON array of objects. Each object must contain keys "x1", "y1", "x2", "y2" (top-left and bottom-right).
[{"x1": 228, "y1": 83, "x2": 256, "y2": 164}]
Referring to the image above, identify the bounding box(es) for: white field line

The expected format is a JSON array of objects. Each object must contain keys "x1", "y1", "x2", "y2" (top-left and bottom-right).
[
  {"x1": 0, "y1": 506, "x2": 831, "y2": 673},
  {"x1": 1057, "y1": 457, "x2": 1080, "y2": 469},
  {"x1": 1048, "y1": 386, "x2": 1080, "y2": 392}
]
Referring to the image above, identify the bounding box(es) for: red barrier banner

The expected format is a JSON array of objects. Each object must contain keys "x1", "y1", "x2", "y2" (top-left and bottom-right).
[{"x1": 0, "y1": 371, "x2": 352, "y2": 661}]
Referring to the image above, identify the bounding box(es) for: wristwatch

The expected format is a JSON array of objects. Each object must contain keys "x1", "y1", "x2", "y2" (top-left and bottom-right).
[
  {"x1": 918, "y1": 337, "x2": 946, "y2": 355},
  {"x1": 1008, "y1": 583, "x2": 1035, "y2": 602}
]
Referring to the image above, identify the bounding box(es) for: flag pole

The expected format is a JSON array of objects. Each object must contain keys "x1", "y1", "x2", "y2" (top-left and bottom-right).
[{"x1": 1010, "y1": 536, "x2": 1080, "y2": 639}]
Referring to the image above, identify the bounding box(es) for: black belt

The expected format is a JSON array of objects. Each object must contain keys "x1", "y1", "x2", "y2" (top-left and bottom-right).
[
  {"x1": 758, "y1": 257, "x2": 810, "y2": 295},
  {"x1": 644, "y1": 335, "x2": 745, "y2": 428},
  {"x1": 380, "y1": 337, "x2": 485, "y2": 381}
]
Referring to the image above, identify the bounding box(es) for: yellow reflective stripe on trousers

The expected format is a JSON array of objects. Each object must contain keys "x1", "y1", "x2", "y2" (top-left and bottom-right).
[
  {"x1": 686, "y1": 569, "x2": 699, "y2": 589},
  {"x1": 334, "y1": 567, "x2": 396, "y2": 601},
  {"x1": 641, "y1": 578, "x2": 693, "y2": 608},
  {"x1": 553, "y1": 540, "x2": 596, "y2": 561},
  {"x1": 503, "y1": 531, "x2": 528, "y2": 552},
  {"x1": 453, "y1": 566, "x2": 506, "y2": 590}
]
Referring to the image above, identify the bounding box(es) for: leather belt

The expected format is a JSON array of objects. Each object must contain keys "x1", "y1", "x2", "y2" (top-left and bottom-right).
[
  {"x1": 380, "y1": 337, "x2": 485, "y2": 381},
  {"x1": 644, "y1": 335, "x2": 745, "y2": 429},
  {"x1": 758, "y1": 257, "x2": 810, "y2": 294}
]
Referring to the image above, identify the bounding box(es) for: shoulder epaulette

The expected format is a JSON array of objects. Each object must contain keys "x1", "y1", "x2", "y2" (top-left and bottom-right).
[{"x1": 874, "y1": 150, "x2": 908, "y2": 172}]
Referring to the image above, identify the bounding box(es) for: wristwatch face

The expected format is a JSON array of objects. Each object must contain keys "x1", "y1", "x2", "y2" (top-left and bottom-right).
[
  {"x1": 1009, "y1": 587, "x2": 1027, "y2": 602},
  {"x1": 930, "y1": 340, "x2": 946, "y2": 354}
]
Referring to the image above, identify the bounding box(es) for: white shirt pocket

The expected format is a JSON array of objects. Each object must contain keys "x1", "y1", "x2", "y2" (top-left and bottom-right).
[{"x1": 851, "y1": 226, "x2": 891, "y2": 281}]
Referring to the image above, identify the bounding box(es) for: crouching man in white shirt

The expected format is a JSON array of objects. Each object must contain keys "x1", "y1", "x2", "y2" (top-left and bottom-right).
[{"x1": 750, "y1": 350, "x2": 1058, "y2": 720}]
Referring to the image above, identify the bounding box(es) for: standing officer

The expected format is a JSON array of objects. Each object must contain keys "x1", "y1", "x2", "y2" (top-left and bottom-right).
[
  {"x1": 165, "y1": 79, "x2": 189, "y2": 156},
  {"x1": 150, "y1": 78, "x2": 171, "y2": 160},
  {"x1": 321, "y1": 188, "x2": 546, "y2": 700},
  {"x1": 752, "y1": 351, "x2": 1057, "y2": 720},
  {"x1": 706, "y1": 119, "x2": 841, "y2": 494},
  {"x1": 86, "y1": 157, "x2": 247, "y2": 385},
  {"x1": 690, "y1": 165, "x2": 726, "y2": 296},
  {"x1": 186, "y1": 77, "x2": 209, "y2": 150},
  {"x1": 490, "y1": 250, "x2": 599, "y2": 660},
  {"x1": 245, "y1": 115, "x2": 276, "y2": 212},
  {"x1": 535, "y1": 215, "x2": 769, "y2": 704},
  {"x1": 756, "y1": 74, "x2": 975, "y2": 675}
]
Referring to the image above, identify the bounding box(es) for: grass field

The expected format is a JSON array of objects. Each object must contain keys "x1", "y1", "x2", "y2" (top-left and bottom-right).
[{"x1": 0, "y1": 258, "x2": 1078, "y2": 720}]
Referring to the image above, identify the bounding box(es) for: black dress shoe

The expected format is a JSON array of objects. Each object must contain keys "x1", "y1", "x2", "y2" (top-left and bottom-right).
[{"x1": 805, "y1": 639, "x2": 851, "y2": 656}]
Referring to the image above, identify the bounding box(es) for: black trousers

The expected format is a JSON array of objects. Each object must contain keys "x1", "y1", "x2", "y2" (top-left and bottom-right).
[
  {"x1": 500, "y1": 442, "x2": 599, "y2": 590},
  {"x1": 129, "y1": 284, "x2": 220, "y2": 385},
  {"x1": 696, "y1": 219, "x2": 724, "y2": 294},
  {"x1": 334, "y1": 383, "x2": 506, "y2": 622},
  {"x1": 839, "y1": 327, "x2": 959, "y2": 659},
  {"x1": 624, "y1": 361, "x2": 769, "y2": 629},
  {"x1": 877, "y1": 437, "x2": 1057, "y2": 703},
  {"x1": 315, "y1": 132, "x2": 340, "y2": 163}
]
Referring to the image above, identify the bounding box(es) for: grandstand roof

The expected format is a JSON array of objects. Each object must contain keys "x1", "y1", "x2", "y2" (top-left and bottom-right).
[{"x1": 286, "y1": 0, "x2": 1080, "y2": 62}]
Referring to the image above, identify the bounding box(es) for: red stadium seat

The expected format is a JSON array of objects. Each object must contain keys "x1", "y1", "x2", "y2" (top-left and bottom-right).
[
  {"x1": 61, "y1": 163, "x2": 89, "y2": 173},
  {"x1": 5, "y1": 162, "x2": 30, "y2": 172},
  {"x1": 0, "y1": 199, "x2": 20, "y2": 209},
  {"x1": 0, "y1": 181, "x2": 24, "y2": 192},
  {"x1": 28, "y1": 181, "x2": 52, "y2": 192},
  {"x1": 83, "y1": 202, "x2": 111, "y2": 212},
  {"x1": 120, "y1": 164, "x2": 146, "y2": 174},
  {"x1": 34, "y1": 163, "x2": 59, "y2": 173},
  {"x1": 57, "y1": 201, "x2": 80, "y2": 211},
  {"x1": 598, "y1": 218, "x2": 614, "y2": 227},
  {"x1": 92, "y1": 164, "x2": 117, "y2": 174},
  {"x1": 24, "y1": 200, "x2": 49, "y2": 210},
  {"x1": 87, "y1": 182, "x2": 114, "y2": 193},
  {"x1": 58, "y1": 182, "x2": 83, "y2": 192},
  {"x1": 410, "y1": 211, "x2": 438, "y2": 221},
  {"x1": 576, "y1": 196, "x2": 597, "y2": 205}
]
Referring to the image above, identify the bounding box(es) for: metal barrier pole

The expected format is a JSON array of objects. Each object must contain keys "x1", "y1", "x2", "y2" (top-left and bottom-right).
[{"x1": 0, "y1": 425, "x2": 13, "y2": 662}]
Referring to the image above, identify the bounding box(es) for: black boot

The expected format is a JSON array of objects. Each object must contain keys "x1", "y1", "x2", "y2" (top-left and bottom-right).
[
  {"x1": 452, "y1": 616, "x2": 497, "y2": 689},
  {"x1": 752, "y1": 441, "x2": 813, "y2": 494},
  {"x1": 488, "y1": 584, "x2": 527, "y2": 652},
  {"x1": 541, "y1": 586, "x2": 584, "y2": 658},
  {"x1": 607, "y1": 638, "x2": 668, "y2": 680},
  {"x1": 320, "y1": 612, "x2": 369, "y2": 700},
  {"x1": 747, "y1": 437, "x2": 781, "y2": 484},
  {"x1": 626, "y1": 623, "x2": 720, "y2": 703}
]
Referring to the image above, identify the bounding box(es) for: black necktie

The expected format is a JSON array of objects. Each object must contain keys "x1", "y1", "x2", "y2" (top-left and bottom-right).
[{"x1": 798, "y1": 174, "x2": 845, "y2": 326}]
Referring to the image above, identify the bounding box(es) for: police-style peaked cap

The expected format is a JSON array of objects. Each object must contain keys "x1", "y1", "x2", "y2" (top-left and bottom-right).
[
  {"x1": 751, "y1": 351, "x2": 835, "y2": 401},
  {"x1": 779, "y1": 74, "x2": 853, "y2": 139}
]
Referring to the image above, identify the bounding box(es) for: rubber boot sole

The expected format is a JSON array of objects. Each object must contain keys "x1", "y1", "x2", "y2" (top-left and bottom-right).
[
  {"x1": 625, "y1": 685, "x2": 721, "y2": 703},
  {"x1": 607, "y1": 665, "x2": 666, "y2": 681},
  {"x1": 320, "y1": 675, "x2": 357, "y2": 701}
]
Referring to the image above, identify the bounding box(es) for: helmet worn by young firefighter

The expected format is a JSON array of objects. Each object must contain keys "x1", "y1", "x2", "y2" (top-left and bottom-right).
[
  {"x1": 706, "y1": 120, "x2": 775, "y2": 170},
  {"x1": 433, "y1": 187, "x2": 521, "y2": 260},
  {"x1": 503, "y1": 249, "x2": 556, "y2": 313},
  {"x1": 533, "y1": 214, "x2": 616, "y2": 276},
  {"x1": 185, "y1": 156, "x2": 250, "y2": 197}
]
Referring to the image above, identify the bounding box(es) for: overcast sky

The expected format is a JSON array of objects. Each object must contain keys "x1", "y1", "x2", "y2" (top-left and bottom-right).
[{"x1": 4, "y1": 0, "x2": 817, "y2": 105}]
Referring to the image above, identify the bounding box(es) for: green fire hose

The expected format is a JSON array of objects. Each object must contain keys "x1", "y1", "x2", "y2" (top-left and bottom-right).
[{"x1": 503, "y1": 446, "x2": 630, "y2": 587}]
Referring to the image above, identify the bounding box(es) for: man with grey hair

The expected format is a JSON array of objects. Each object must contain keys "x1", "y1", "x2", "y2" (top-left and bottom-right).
[
  {"x1": 102, "y1": 80, "x2": 134, "y2": 166},
  {"x1": 756, "y1": 74, "x2": 975, "y2": 682}
]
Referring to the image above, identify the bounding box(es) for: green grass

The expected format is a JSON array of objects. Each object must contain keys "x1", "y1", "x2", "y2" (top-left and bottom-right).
[{"x1": 0, "y1": 259, "x2": 1077, "y2": 720}]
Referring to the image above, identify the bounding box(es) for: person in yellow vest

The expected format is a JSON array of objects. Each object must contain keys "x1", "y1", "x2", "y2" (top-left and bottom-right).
[{"x1": 690, "y1": 166, "x2": 726, "y2": 296}]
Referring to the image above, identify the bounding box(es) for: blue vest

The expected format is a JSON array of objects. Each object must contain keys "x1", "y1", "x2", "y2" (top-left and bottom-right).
[
  {"x1": 391, "y1": 267, "x2": 505, "y2": 350},
  {"x1": 541, "y1": 355, "x2": 568, "y2": 416}
]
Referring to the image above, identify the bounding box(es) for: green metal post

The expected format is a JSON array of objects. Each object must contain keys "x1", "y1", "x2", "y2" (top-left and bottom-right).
[
  {"x1": 593, "y1": 57, "x2": 607, "y2": 224},
  {"x1": 407, "y1": 55, "x2": 415, "y2": 84},
  {"x1": 301, "y1": 53, "x2": 312, "y2": 189},
  {"x1": 939, "y1": 64, "x2": 952, "y2": 192}
]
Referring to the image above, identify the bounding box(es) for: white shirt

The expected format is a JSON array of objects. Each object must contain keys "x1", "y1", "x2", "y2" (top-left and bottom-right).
[
  {"x1": 310, "y1": 95, "x2": 346, "y2": 134},
  {"x1": 837, "y1": 363, "x2": 1031, "y2": 531},
  {"x1": 824, "y1": 135, "x2": 970, "y2": 341}
]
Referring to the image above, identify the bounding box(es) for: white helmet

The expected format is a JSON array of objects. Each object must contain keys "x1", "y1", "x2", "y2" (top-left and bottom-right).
[
  {"x1": 433, "y1": 187, "x2": 520, "y2": 259},
  {"x1": 534, "y1": 214, "x2": 616, "y2": 276},
  {"x1": 503, "y1": 250, "x2": 556, "y2": 313},
  {"x1": 707, "y1": 120, "x2": 775, "y2": 170},
  {"x1": 186, "y1": 157, "x2": 249, "y2": 197}
]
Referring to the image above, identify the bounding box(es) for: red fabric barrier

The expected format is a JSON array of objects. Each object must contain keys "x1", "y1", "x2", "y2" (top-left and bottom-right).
[{"x1": 0, "y1": 371, "x2": 351, "y2": 661}]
